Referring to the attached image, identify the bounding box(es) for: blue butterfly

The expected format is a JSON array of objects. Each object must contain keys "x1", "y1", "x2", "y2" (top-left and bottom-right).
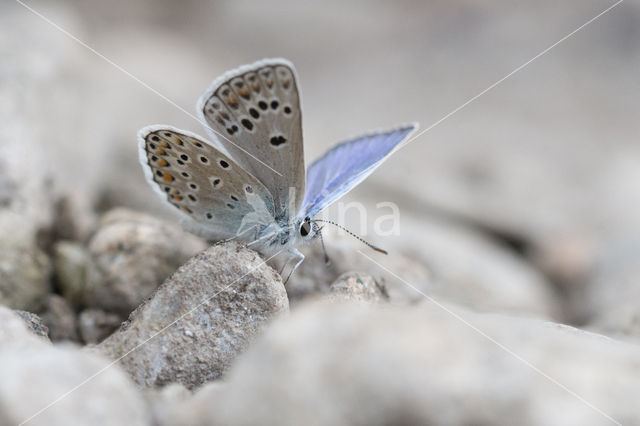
[{"x1": 138, "y1": 58, "x2": 418, "y2": 279}]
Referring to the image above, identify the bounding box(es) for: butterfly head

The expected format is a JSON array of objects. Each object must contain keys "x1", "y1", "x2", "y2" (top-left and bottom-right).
[{"x1": 297, "y1": 216, "x2": 319, "y2": 242}]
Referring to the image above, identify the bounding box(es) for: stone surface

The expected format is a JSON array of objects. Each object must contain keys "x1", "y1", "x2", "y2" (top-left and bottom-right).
[
  {"x1": 0, "y1": 345, "x2": 150, "y2": 426},
  {"x1": 0, "y1": 307, "x2": 50, "y2": 350},
  {"x1": 78, "y1": 309, "x2": 122, "y2": 344},
  {"x1": 40, "y1": 294, "x2": 79, "y2": 342},
  {"x1": 14, "y1": 309, "x2": 50, "y2": 340},
  {"x1": 326, "y1": 272, "x2": 389, "y2": 303},
  {"x1": 84, "y1": 208, "x2": 208, "y2": 316},
  {"x1": 96, "y1": 242, "x2": 288, "y2": 389},
  {"x1": 194, "y1": 300, "x2": 640, "y2": 426},
  {"x1": 53, "y1": 240, "x2": 89, "y2": 308}
]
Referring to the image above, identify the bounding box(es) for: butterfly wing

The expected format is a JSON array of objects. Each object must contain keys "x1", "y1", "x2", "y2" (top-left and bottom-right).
[
  {"x1": 301, "y1": 124, "x2": 418, "y2": 218},
  {"x1": 138, "y1": 125, "x2": 276, "y2": 241},
  {"x1": 197, "y1": 58, "x2": 305, "y2": 222}
]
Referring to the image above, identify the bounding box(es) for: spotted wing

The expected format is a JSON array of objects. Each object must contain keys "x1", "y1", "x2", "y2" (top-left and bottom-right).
[
  {"x1": 301, "y1": 124, "x2": 418, "y2": 219},
  {"x1": 197, "y1": 58, "x2": 305, "y2": 222},
  {"x1": 138, "y1": 125, "x2": 275, "y2": 241}
]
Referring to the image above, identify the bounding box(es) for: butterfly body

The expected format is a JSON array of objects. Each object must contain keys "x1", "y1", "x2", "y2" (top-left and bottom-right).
[{"x1": 138, "y1": 59, "x2": 417, "y2": 279}]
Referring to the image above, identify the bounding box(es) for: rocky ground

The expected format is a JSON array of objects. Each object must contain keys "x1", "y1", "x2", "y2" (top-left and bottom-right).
[{"x1": 3, "y1": 1, "x2": 640, "y2": 425}]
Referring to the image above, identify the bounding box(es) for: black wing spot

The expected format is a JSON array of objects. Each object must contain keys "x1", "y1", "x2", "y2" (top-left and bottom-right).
[
  {"x1": 151, "y1": 135, "x2": 160, "y2": 142},
  {"x1": 270, "y1": 136, "x2": 287, "y2": 147},
  {"x1": 189, "y1": 183, "x2": 198, "y2": 190},
  {"x1": 188, "y1": 194, "x2": 197, "y2": 202},
  {"x1": 270, "y1": 100, "x2": 279, "y2": 110},
  {"x1": 200, "y1": 156, "x2": 209, "y2": 164},
  {"x1": 227, "y1": 203, "x2": 235, "y2": 209},
  {"x1": 258, "y1": 101, "x2": 268, "y2": 110},
  {"x1": 284, "y1": 106, "x2": 292, "y2": 114},
  {"x1": 245, "y1": 185, "x2": 253, "y2": 193},
  {"x1": 230, "y1": 195, "x2": 239, "y2": 201},
  {"x1": 219, "y1": 160, "x2": 229, "y2": 168},
  {"x1": 241, "y1": 118, "x2": 254, "y2": 131},
  {"x1": 249, "y1": 108, "x2": 260, "y2": 119},
  {"x1": 181, "y1": 172, "x2": 189, "y2": 178},
  {"x1": 206, "y1": 213, "x2": 213, "y2": 219}
]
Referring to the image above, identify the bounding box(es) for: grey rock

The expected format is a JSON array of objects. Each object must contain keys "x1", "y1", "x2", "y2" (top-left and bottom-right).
[
  {"x1": 0, "y1": 214, "x2": 53, "y2": 311},
  {"x1": 326, "y1": 272, "x2": 388, "y2": 303},
  {"x1": 84, "y1": 208, "x2": 208, "y2": 316},
  {"x1": 40, "y1": 295, "x2": 79, "y2": 342},
  {"x1": 53, "y1": 240, "x2": 89, "y2": 307},
  {"x1": 0, "y1": 307, "x2": 50, "y2": 350},
  {"x1": 197, "y1": 300, "x2": 640, "y2": 426},
  {"x1": 96, "y1": 242, "x2": 288, "y2": 389},
  {"x1": 582, "y1": 233, "x2": 640, "y2": 340},
  {"x1": 78, "y1": 309, "x2": 122, "y2": 344},
  {"x1": 14, "y1": 310, "x2": 49, "y2": 340},
  {"x1": 0, "y1": 345, "x2": 150, "y2": 426}
]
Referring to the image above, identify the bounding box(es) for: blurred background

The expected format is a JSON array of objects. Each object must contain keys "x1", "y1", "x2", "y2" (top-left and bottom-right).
[{"x1": 3, "y1": 0, "x2": 640, "y2": 328}]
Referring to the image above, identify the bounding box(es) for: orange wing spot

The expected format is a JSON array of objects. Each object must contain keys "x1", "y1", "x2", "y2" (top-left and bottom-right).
[
  {"x1": 237, "y1": 87, "x2": 250, "y2": 96},
  {"x1": 227, "y1": 94, "x2": 238, "y2": 107},
  {"x1": 175, "y1": 195, "x2": 183, "y2": 201},
  {"x1": 162, "y1": 173, "x2": 174, "y2": 183},
  {"x1": 160, "y1": 140, "x2": 170, "y2": 148},
  {"x1": 181, "y1": 206, "x2": 192, "y2": 214},
  {"x1": 156, "y1": 148, "x2": 166, "y2": 156},
  {"x1": 175, "y1": 138, "x2": 184, "y2": 146},
  {"x1": 157, "y1": 158, "x2": 168, "y2": 167},
  {"x1": 250, "y1": 82, "x2": 260, "y2": 91}
]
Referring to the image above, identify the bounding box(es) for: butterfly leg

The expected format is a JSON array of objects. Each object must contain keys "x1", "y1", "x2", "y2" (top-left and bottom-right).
[{"x1": 280, "y1": 248, "x2": 305, "y2": 284}]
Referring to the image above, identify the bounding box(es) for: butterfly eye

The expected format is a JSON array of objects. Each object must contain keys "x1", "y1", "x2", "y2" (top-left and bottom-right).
[{"x1": 300, "y1": 218, "x2": 312, "y2": 237}]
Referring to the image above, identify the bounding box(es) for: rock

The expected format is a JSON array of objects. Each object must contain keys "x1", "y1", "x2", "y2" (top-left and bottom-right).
[
  {"x1": 14, "y1": 310, "x2": 50, "y2": 340},
  {"x1": 289, "y1": 214, "x2": 559, "y2": 319},
  {"x1": 96, "y1": 242, "x2": 288, "y2": 389},
  {"x1": 582, "y1": 232, "x2": 640, "y2": 340},
  {"x1": 53, "y1": 240, "x2": 89, "y2": 307},
  {"x1": 326, "y1": 272, "x2": 389, "y2": 303},
  {"x1": 40, "y1": 295, "x2": 79, "y2": 342},
  {"x1": 0, "y1": 345, "x2": 150, "y2": 426},
  {"x1": 0, "y1": 307, "x2": 49, "y2": 350},
  {"x1": 84, "y1": 208, "x2": 208, "y2": 316},
  {"x1": 197, "y1": 300, "x2": 640, "y2": 426},
  {"x1": 78, "y1": 309, "x2": 122, "y2": 344}
]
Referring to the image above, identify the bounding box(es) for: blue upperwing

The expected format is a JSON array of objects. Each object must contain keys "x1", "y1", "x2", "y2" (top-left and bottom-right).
[{"x1": 300, "y1": 123, "x2": 418, "y2": 218}]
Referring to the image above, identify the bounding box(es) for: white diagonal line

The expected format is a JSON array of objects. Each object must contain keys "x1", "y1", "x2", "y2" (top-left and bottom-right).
[
  {"x1": 358, "y1": 250, "x2": 622, "y2": 426},
  {"x1": 17, "y1": 249, "x2": 284, "y2": 426},
  {"x1": 14, "y1": 0, "x2": 283, "y2": 177},
  {"x1": 401, "y1": 0, "x2": 624, "y2": 148}
]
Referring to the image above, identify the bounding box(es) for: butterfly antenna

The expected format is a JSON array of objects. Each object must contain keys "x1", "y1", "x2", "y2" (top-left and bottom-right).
[
  {"x1": 313, "y1": 219, "x2": 388, "y2": 255},
  {"x1": 317, "y1": 226, "x2": 331, "y2": 265}
]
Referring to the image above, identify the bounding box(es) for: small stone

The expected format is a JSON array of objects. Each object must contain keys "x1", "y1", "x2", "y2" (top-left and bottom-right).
[
  {"x1": 39, "y1": 294, "x2": 79, "y2": 342},
  {"x1": 14, "y1": 310, "x2": 49, "y2": 340},
  {"x1": 78, "y1": 309, "x2": 122, "y2": 344},
  {"x1": 84, "y1": 208, "x2": 208, "y2": 316},
  {"x1": 96, "y1": 242, "x2": 288, "y2": 389},
  {"x1": 52, "y1": 240, "x2": 89, "y2": 307},
  {"x1": 0, "y1": 215, "x2": 52, "y2": 311},
  {"x1": 326, "y1": 272, "x2": 389, "y2": 303}
]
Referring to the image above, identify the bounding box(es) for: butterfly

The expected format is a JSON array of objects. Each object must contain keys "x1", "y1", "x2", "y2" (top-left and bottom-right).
[{"x1": 138, "y1": 58, "x2": 418, "y2": 281}]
